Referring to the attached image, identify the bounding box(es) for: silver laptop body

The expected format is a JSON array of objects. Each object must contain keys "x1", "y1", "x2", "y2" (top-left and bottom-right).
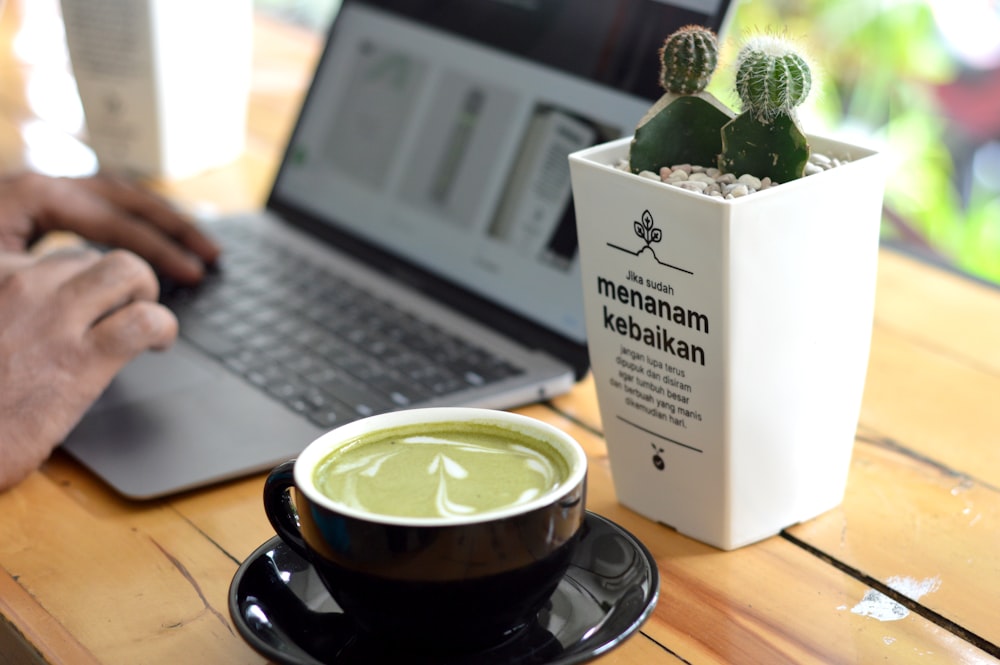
[{"x1": 62, "y1": 0, "x2": 735, "y2": 498}]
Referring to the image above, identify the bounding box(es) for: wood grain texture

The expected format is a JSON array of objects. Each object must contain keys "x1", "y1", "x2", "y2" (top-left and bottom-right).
[
  {"x1": 1, "y1": 4, "x2": 999, "y2": 664},
  {"x1": 527, "y1": 410, "x2": 1000, "y2": 665},
  {"x1": 787, "y1": 436, "x2": 1000, "y2": 651},
  {"x1": 873, "y1": 251, "x2": 1000, "y2": 374},
  {"x1": 0, "y1": 565, "x2": 99, "y2": 665},
  {"x1": 0, "y1": 462, "x2": 265, "y2": 664}
]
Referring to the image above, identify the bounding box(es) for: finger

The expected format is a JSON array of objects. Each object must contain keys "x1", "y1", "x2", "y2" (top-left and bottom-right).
[
  {"x1": 0, "y1": 251, "x2": 39, "y2": 280},
  {"x1": 0, "y1": 249, "x2": 103, "y2": 319},
  {"x1": 55, "y1": 250, "x2": 162, "y2": 326},
  {"x1": 33, "y1": 177, "x2": 215, "y2": 284},
  {"x1": 79, "y1": 174, "x2": 221, "y2": 263},
  {"x1": 83, "y1": 209, "x2": 209, "y2": 285},
  {"x1": 87, "y1": 300, "x2": 179, "y2": 358},
  {"x1": 0, "y1": 174, "x2": 43, "y2": 251},
  {"x1": 17, "y1": 246, "x2": 105, "y2": 290}
]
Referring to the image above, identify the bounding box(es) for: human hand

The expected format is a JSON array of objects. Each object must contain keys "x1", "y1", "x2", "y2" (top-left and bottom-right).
[
  {"x1": 0, "y1": 248, "x2": 177, "y2": 491},
  {"x1": 0, "y1": 172, "x2": 220, "y2": 285}
]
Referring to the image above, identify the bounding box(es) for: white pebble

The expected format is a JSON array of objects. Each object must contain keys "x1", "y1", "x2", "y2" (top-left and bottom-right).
[
  {"x1": 677, "y1": 180, "x2": 709, "y2": 192},
  {"x1": 812, "y1": 152, "x2": 832, "y2": 166},
  {"x1": 625, "y1": 152, "x2": 847, "y2": 199}
]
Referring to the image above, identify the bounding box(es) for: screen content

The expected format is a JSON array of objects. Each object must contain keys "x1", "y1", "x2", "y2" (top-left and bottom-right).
[{"x1": 273, "y1": 0, "x2": 731, "y2": 345}]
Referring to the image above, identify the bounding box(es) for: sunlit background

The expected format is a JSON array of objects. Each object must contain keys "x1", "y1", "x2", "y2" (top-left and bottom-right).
[
  {"x1": 719, "y1": 0, "x2": 1000, "y2": 287},
  {"x1": 256, "y1": 0, "x2": 1000, "y2": 285},
  {"x1": 3, "y1": 0, "x2": 1000, "y2": 285}
]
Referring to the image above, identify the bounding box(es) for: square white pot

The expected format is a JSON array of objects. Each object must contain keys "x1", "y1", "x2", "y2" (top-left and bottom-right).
[{"x1": 569, "y1": 135, "x2": 885, "y2": 550}]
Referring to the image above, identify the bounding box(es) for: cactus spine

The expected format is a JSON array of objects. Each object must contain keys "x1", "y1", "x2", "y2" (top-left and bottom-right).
[
  {"x1": 661, "y1": 24, "x2": 718, "y2": 94},
  {"x1": 718, "y1": 34, "x2": 812, "y2": 182},
  {"x1": 629, "y1": 25, "x2": 733, "y2": 174}
]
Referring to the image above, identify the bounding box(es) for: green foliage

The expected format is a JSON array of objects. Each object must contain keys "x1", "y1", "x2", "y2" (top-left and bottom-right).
[
  {"x1": 717, "y1": 0, "x2": 1000, "y2": 284},
  {"x1": 630, "y1": 26, "x2": 733, "y2": 173},
  {"x1": 630, "y1": 94, "x2": 733, "y2": 172},
  {"x1": 718, "y1": 33, "x2": 813, "y2": 181},
  {"x1": 734, "y1": 35, "x2": 812, "y2": 123},
  {"x1": 659, "y1": 25, "x2": 719, "y2": 94},
  {"x1": 719, "y1": 111, "x2": 810, "y2": 182}
]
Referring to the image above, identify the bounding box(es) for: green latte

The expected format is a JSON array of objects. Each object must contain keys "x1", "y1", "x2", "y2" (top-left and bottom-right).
[{"x1": 313, "y1": 422, "x2": 569, "y2": 519}]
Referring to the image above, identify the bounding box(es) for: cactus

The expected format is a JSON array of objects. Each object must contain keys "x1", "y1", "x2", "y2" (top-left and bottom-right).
[
  {"x1": 629, "y1": 25, "x2": 733, "y2": 174},
  {"x1": 659, "y1": 24, "x2": 718, "y2": 95},
  {"x1": 718, "y1": 34, "x2": 812, "y2": 182}
]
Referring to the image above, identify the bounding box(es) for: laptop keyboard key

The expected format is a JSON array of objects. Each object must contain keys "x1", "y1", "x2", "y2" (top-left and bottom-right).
[
  {"x1": 307, "y1": 403, "x2": 357, "y2": 429},
  {"x1": 181, "y1": 321, "x2": 239, "y2": 357},
  {"x1": 306, "y1": 367, "x2": 394, "y2": 416},
  {"x1": 167, "y1": 221, "x2": 526, "y2": 426}
]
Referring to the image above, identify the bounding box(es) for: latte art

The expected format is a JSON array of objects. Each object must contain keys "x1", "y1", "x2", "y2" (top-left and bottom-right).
[{"x1": 314, "y1": 425, "x2": 568, "y2": 519}]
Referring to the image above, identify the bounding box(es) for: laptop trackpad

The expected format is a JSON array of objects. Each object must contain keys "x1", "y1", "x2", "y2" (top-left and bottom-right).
[
  {"x1": 90, "y1": 345, "x2": 219, "y2": 412},
  {"x1": 63, "y1": 341, "x2": 321, "y2": 499}
]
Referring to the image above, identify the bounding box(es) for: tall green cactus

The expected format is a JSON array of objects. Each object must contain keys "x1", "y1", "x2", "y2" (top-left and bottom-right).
[
  {"x1": 718, "y1": 34, "x2": 813, "y2": 182},
  {"x1": 629, "y1": 25, "x2": 733, "y2": 174},
  {"x1": 659, "y1": 24, "x2": 718, "y2": 94}
]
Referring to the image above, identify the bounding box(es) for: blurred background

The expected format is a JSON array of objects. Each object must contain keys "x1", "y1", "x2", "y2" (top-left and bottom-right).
[
  {"x1": 2, "y1": 0, "x2": 999, "y2": 285},
  {"x1": 258, "y1": 0, "x2": 1000, "y2": 286},
  {"x1": 717, "y1": 0, "x2": 1000, "y2": 287}
]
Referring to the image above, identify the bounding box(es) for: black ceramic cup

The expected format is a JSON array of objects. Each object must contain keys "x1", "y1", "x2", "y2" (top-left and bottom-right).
[{"x1": 263, "y1": 407, "x2": 588, "y2": 652}]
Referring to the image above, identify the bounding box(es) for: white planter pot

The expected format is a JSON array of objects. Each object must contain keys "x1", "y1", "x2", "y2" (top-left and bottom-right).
[{"x1": 569, "y1": 135, "x2": 885, "y2": 550}]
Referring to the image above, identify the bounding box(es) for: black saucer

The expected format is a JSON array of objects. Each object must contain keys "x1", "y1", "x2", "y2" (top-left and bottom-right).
[{"x1": 229, "y1": 512, "x2": 659, "y2": 665}]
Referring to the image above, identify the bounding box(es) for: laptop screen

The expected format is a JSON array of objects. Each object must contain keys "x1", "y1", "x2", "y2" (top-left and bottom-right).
[{"x1": 269, "y1": 0, "x2": 733, "y2": 348}]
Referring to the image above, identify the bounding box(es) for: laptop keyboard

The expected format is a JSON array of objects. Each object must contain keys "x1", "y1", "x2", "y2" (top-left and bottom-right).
[{"x1": 161, "y1": 223, "x2": 524, "y2": 428}]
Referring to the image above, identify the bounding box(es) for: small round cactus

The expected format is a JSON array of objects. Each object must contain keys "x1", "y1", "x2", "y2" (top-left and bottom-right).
[
  {"x1": 630, "y1": 26, "x2": 732, "y2": 173},
  {"x1": 719, "y1": 33, "x2": 813, "y2": 182},
  {"x1": 659, "y1": 25, "x2": 719, "y2": 95},
  {"x1": 734, "y1": 35, "x2": 812, "y2": 123}
]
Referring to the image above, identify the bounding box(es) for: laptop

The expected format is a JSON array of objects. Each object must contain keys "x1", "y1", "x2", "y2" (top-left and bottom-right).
[{"x1": 62, "y1": 0, "x2": 736, "y2": 499}]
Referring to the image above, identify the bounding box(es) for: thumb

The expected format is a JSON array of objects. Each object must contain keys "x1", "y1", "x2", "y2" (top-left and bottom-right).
[{"x1": 88, "y1": 300, "x2": 179, "y2": 358}]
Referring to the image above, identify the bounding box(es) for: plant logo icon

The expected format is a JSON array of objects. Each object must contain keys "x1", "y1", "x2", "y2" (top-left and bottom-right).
[
  {"x1": 634, "y1": 210, "x2": 662, "y2": 250},
  {"x1": 607, "y1": 209, "x2": 693, "y2": 275}
]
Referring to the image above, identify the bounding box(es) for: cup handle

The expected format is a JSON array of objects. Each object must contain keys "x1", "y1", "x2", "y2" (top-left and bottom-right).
[{"x1": 263, "y1": 459, "x2": 310, "y2": 559}]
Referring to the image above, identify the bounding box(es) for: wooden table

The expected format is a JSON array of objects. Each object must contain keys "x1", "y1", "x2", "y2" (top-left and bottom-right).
[{"x1": 2, "y1": 6, "x2": 999, "y2": 665}]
